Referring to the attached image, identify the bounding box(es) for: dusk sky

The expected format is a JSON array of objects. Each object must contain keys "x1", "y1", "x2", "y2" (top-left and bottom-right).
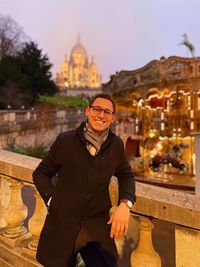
[{"x1": 1, "y1": 0, "x2": 200, "y2": 82}]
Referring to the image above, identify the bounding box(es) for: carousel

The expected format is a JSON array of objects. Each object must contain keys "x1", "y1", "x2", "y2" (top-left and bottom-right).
[{"x1": 115, "y1": 85, "x2": 200, "y2": 190}]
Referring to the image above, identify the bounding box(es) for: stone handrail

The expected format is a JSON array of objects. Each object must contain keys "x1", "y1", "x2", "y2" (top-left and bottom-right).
[
  {"x1": 0, "y1": 149, "x2": 40, "y2": 183},
  {"x1": 0, "y1": 149, "x2": 200, "y2": 266},
  {"x1": 0, "y1": 109, "x2": 85, "y2": 126}
]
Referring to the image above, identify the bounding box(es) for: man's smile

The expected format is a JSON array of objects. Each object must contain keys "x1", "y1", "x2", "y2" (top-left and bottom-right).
[{"x1": 95, "y1": 120, "x2": 105, "y2": 124}]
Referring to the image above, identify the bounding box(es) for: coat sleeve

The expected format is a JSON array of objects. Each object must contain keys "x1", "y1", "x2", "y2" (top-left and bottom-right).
[
  {"x1": 114, "y1": 138, "x2": 136, "y2": 204},
  {"x1": 32, "y1": 134, "x2": 61, "y2": 205}
]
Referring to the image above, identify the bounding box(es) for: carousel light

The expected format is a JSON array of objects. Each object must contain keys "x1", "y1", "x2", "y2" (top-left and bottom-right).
[
  {"x1": 148, "y1": 129, "x2": 157, "y2": 138},
  {"x1": 193, "y1": 153, "x2": 196, "y2": 175},
  {"x1": 138, "y1": 99, "x2": 144, "y2": 107},
  {"x1": 187, "y1": 95, "x2": 191, "y2": 108},
  {"x1": 150, "y1": 150, "x2": 157, "y2": 158},
  {"x1": 198, "y1": 97, "x2": 200, "y2": 110},
  {"x1": 190, "y1": 122, "x2": 194, "y2": 130},
  {"x1": 167, "y1": 100, "x2": 170, "y2": 111},
  {"x1": 172, "y1": 128, "x2": 177, "y2": 136},
  {"x1": 155, "y1": 142, "x2": 163, "y2": 151}
]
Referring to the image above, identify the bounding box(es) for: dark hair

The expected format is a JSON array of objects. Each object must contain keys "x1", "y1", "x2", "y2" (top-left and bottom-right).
[{"x1": 89, "y1": 93, "x2": 116, "y2": 112}]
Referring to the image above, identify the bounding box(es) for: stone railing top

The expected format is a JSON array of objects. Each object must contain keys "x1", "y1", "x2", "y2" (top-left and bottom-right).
[
  {"x1": 0, "y1": 149, "x2": 40, "y2": 183},
  {"x1": 135, "y1": 181, "x2": 200, "y2": 229},
  {"x1": 136, "y1": 182, "x2": 200, "y2": 211}
]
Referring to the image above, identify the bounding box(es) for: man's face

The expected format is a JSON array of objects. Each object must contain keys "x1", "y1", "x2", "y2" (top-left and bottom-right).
[{"x1": 85, "y1": 97, "x2": 115, "y2": 133}]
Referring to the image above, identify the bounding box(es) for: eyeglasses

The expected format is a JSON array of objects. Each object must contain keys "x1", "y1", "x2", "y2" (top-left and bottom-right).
[{"x1": 90, "y1": 106, "x2": 114, "y2": 118}]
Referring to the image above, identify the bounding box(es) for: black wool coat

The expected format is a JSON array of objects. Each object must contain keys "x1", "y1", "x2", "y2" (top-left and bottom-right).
[{"x1": 33, "y1": 122, "x2": 136, "y2": 267}]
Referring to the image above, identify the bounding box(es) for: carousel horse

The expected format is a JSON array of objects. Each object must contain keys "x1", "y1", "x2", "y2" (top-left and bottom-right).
[{"x1": 150, "y1": 143, "x2": 188, "y2": 174}]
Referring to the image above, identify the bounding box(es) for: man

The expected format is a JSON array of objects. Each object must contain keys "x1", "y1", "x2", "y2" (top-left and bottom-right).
[{"x1": 33, "y1": 93, "x2": 136, "y2": 267}]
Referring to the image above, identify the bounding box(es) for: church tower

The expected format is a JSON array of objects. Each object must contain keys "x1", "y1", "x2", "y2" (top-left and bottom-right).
[{"x1": 88, "y1": 56, "x2": 101, "y2": 88}]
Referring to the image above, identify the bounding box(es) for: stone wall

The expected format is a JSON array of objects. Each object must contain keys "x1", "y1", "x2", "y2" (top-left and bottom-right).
[{"x1": 0, "y1": 113, "x2": 85, "y2": 149}]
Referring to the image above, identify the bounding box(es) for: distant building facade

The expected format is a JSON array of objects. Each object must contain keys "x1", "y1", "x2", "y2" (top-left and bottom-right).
[{"x1": 56, "y1": 36, "x2": 101, "y2": 96}]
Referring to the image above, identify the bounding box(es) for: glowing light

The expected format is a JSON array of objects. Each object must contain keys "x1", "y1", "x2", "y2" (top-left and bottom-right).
[
  {"x1": 149, "y1": 129, "x2": 157, "y2": 138},
  {"x1": 155, "y1": 142, "x2": 163, "y2": 152},
  {"x1": 193, "y1": 153, "x2": 196, "y2": 175},
  {"x1": 187, "y1": 95, "x2": 191, "y2": 108},
  {"x1": 64, "y1": 81, "x2": 69, "y2": 87}
]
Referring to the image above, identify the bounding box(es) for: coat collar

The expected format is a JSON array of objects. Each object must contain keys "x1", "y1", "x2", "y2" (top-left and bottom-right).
[{"x1": 76, "y1": 122, "x2": 115, "y2": 154}]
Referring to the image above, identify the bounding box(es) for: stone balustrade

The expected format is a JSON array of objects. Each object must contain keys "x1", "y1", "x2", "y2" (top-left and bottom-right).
[
  {"x1": 0, "y1": 149, "x2": 200, "y2": 267},
  {"x1": 0, "y1": 109, "x2": 86, "y2": 150},
  {"x1": 0, "y1": 109, "x2": 84, "y2": 125},
  {"x1": 0, "y1": 110, "x2": 36, "y2": 124}
]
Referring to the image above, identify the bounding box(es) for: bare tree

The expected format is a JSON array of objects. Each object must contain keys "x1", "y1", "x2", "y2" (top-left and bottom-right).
[
  {"x1": 0, "y1": 15, "x2": 26, "y2": 60},
  {"x1": 0, "y1": 81, "x2": 28, "y2": 109}
]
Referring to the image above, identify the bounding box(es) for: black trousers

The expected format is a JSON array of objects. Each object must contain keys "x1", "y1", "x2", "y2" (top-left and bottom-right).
[
  {"x1": 78, "y1": 242, "x2": 119, "y2": 267},
  {"x1": 68, "y1": 226, "x2": 119, "y2": 267}
]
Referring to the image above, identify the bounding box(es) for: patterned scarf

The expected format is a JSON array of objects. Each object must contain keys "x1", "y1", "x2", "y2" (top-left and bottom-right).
[{"x1": 83, "y1": 123, "x2": 109, "y2": 156}]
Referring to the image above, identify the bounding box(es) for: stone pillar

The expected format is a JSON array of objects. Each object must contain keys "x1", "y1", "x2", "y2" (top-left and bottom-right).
[
  {"x1": 0, "y1": 175, "x2": 4, "y2": 228},
  {"x1": 130, "y1": 217, "x2": 161, "y2": 267},
  {"x1": 193, "y1": 132, "x2": 200, "y2": 196},
  {"x1": 0, "y1": 175, "x2": 11, "y2": 228},
  {"x1": 23, "y1": 189, "x2": 46, "y2": 258},
  {"x1": 176, "y1": 225, "x2": 200, "y2": 267},
  {"x1": 26, "y1": 111, "x2": 31, "y2": 120},
  {"x1": 0, "y1": 179, "x2": 31, "y2": 247}
]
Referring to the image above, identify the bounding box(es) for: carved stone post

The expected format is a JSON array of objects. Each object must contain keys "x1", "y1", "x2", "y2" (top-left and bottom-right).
[
  {"x1": 23, "y1": 189, "x2": 46, "y2": 258},
  {"x1": 0, "y1": 175, "x2": 3, "y2": 227},
  {"x1": 193, "y1": 132, "x2": 200, "y2": 196},
  {"x1": 0, "y1": 179, "x2": 30, "y2": 247},
  {"x1": 176, "y1": 225, "x2": 200, "y2": 267},
  {"x1": 130, "y1": 217, "x2": 161, "y2": 267},
  {"x1": 0, "y1": 175, "x2": 10, "y2": 228}
]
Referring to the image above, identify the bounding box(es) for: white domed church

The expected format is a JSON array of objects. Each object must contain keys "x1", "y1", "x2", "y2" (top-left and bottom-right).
[{"x1": 56, "y1": 36, "x2": 101, "y2": 91}]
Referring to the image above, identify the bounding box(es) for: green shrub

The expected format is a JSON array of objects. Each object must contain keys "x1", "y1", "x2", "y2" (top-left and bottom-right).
[
  {"x1": 39, "y1": 95, "x2": 88, "y2": 108},
  {"x1": 6, "y1": 144, "x2": 48, "y2": 159}
]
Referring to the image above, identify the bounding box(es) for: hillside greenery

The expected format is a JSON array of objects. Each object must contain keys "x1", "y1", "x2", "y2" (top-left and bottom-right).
[{"x1": 39, "y1": 95, "x2": 88, "y2": 108}]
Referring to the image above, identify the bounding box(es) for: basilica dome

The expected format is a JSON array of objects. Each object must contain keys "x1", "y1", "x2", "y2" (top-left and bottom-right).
[
  {"x1": 71, "y1": 42, "x2": 87, "y2": 58},
  {"x1": 70, "y1": 39, "x2": 88, "y2": 66}
]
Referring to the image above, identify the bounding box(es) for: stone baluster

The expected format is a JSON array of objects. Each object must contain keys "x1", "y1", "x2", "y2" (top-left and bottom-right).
[
  {"x1": 175, "y1": 225, "x2": 200, "y2": 267},
  {"x1": 23, "y1": 189, "x2": 46, "y2": 258},
  {"x1": 130, "y1": 216, "x2": 161, "y2": 267},
  {"x1": 193, "y1": 132, "x2": 200, "y2": 196},
  {"x1": 0, "y1": 178, "x2": 30, "y2": 247},
  {"x1": 0, "y1": 175, "x2": 12, "y2": 228},
  {"x1": 0, "y1": 175, "x2": 3, "y2": 227}
]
